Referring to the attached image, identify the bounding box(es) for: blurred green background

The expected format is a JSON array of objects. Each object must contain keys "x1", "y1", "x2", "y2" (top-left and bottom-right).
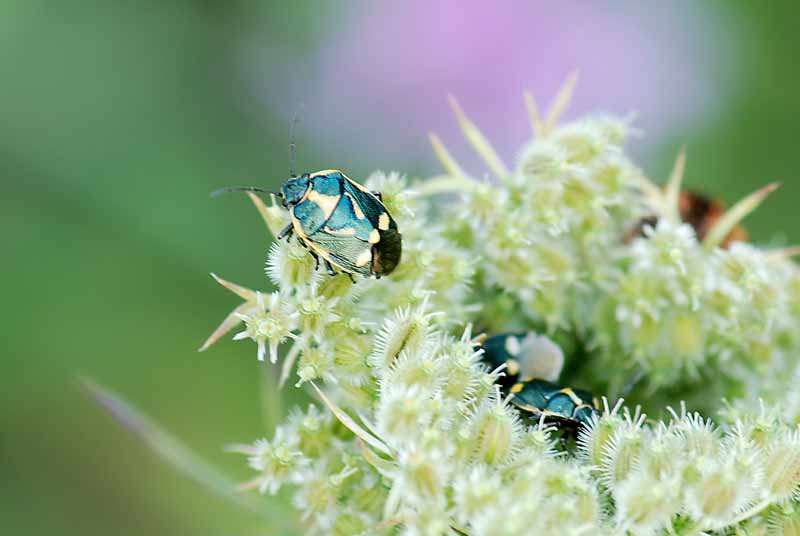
[{"x1": 2, "y1": 2, "x2": 798, "y2": 535}]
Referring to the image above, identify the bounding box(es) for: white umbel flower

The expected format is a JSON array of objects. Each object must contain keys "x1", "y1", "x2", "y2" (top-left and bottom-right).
[
  {"x1": 233, "y1": 291, "x2": 298, "y2": 362},
  {"x1": 369, "y1": 297, "x2": 440, "y2": 374},
  {"x1": 229, "y1": 426, "x2": 309, "y2": 495},
  {"x1": 763, "y1": 429, "x2": 800, "y2": 502}
]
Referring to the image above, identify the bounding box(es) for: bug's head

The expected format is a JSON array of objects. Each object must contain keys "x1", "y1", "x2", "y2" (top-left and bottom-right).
[{"x1": 279, "y1": 174, "x2": 310, "y2": 207}]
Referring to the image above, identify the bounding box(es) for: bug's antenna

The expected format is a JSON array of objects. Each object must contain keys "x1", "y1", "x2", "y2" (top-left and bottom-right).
[
  {"x1": 288, "y1": 104, "x2": 303, "y2": 178},
  {"x1": 210, "y1": 186, "x2": 278, "y2": 198}
]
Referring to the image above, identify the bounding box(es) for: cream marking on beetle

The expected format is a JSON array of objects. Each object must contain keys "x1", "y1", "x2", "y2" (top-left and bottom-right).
[
  {"x1": 323, "y1": 226, "x2": 357, "y2": 237},
  {"x1": 504, "y1": 336, "x2": 521, "y2": 357},
  {"x1": 355, "y1": 248, "x2": 372, "y2": 268},
  {"x1": 368, "y1": 229, "x2": 381, "y2": 244},
  {"x1": 378, "y1": 212, "x2": 390, "y2": 231},
  {"x1": 290, "y1": 216, "x2": 309, "y2": 240},
  {"x1": 309, "y1": 169, "x2": 341, "y2": 178},
  {"x1": 344, "y1": 191, "x2": 366, "y2": 220},
  {"x1": 559, "y1": 387, "x2": 583, "y2": 406},
  {"x1": 306, "y1": 190, "x2": 340, "y2": 219},
  {"x1": 510, "y1": 382, "x2": 524, "y2": 394},
  {"x1": 520, "y1": 375, "x2": 534, "y2": 383},
  {"x1": 505, "y1": 359, "x2": 520, "y2": 376}
]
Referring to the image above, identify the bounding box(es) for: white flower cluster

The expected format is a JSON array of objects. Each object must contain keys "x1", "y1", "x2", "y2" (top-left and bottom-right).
[
  {"x1": 450, "y1": 103, "x2": 645, "y2": 329},
  {"x1": 580, "y1": 402, "x2": 800, "y2": 535},
  {"x1": 435, "y1": 82, "x2": 800, "y2": 411},
  {"x1": 203, "y1": 78, "x2": 800, "y2": 534},
  {"x1": 591, "y1": 222, "x2": 800, "y2": 399}
]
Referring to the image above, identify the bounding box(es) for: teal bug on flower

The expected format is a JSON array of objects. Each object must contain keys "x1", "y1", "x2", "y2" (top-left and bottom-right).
[
  {"x1": 216, "y1": 169, "x2": 402, "y2": 279},
  {"x1": 507, "y1": 379, "x2": 599, "y2": 429},
  {"x1": 480, "y1": 332, "x2": 599, "y2": 429},
  {"x1": 277, "y1": 170, "x2": 402, "y2": 278}
]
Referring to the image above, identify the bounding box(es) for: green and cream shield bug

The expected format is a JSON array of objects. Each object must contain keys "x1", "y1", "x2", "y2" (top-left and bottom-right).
[
  {"x1": 480, "y1": 332, "x2": 599, "y2": 430},
  {"x1": 506, "y1": 378, "x2": 599, "y2": 429},
  {"x1": 215, "y1": 169, "x2": 402, "y2": 279},
  {"x1": 276, "y1": 169, "x2": 402, "y2": 278}
]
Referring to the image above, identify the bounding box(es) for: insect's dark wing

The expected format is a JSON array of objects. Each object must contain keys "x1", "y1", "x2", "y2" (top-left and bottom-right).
[
  {"x1": 341, "y1": 176, "x2": 396, "y2": 230},
  {"x1": 512, "y1": 380, "x2": 551, "y2": 410},
  {"x1": 545, "y1": 392, "x2": 577, "y2": 416},
  {"x1": 306, "y1": 232, "x2": 373, "y2": 276}
]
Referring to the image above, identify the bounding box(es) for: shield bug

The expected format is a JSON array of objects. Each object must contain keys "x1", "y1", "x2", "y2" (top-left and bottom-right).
[
  {"x1": 479, "y1": 331, "x2": 565, "y2": 387},
  {"x1": 506, "y1": 378, "x2": 599, "y2": 430},
  {"x1": 479, "y1": 332, "x2": 598, "y2": 430},
  {"x1": 213, "y1": 116, "x2": 402, "y2": 278},
  {"x1": 276, "y1": 169, "x2": 402, "y2": 278},
  {"x1": 214, "y1": 170, "x2": 402, "y2": 279}
]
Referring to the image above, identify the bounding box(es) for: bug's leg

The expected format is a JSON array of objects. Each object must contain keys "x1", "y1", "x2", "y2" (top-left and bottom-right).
[
  {"x1": 323, "y1": 260, "x2": 337, "y2": 277},
  {"x1": 371, "y1": 191, "x2": 383, "y2": 201},
  {"x1": 347, "y1": 273, "x2": 356, "y2": 283},
  {"x1": 277, "y1": 223, "x2": 294, "y2": 240}
]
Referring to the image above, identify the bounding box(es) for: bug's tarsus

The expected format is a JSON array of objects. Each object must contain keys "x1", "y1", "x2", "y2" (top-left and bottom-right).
[
  {"x1": 210, "y1": 186, "x2": 276, "y2": 198},
  {"x1": 277, "y1": 223, "x2": 294, "y2": 240},
  {"x1": 288, "y1": 104, "x2": 303, "y2": 178},
  {"x1": 323, "y1": 260, "x2": 336, "y2": 277},
  {"x1": 346, "y1": 273, "x2": 356, "y2": 283}
]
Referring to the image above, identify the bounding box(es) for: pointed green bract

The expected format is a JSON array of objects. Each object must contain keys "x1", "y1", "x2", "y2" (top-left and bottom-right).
[
  {"x1": 448, "y1": 95, "x2": 509, "y2": 178},
  {"x1": 703, "y1": 182, "x2": 780, "y2": 250},
  {"x1": 543, "y1": 70, "x2": 579, "y2": 133},
  {"x1": 429, "y1": 132, "x2": 469, "y2": 179},
  {"x1": 79, "y1": 377, "x2": 277, "y2": 521},
  {"x1": 663, "y1": 146, "x2": 687, "y2": 224},
  {"x1": 311, "y1": 382, "x2": 391, "y2": 456},
  {"x1": 523, "y1": 89, "x2": 544, "y2": 137},
  {"x1": 247, "y1": 192, "x2": 288, "y2": 238}
]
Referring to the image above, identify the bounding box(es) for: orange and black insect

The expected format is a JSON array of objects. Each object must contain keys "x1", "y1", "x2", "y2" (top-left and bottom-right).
[{"x1": 626, "y1": 190, "x2": 748, "y2": 248}]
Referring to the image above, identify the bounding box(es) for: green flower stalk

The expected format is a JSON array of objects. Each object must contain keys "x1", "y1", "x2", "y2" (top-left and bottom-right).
[{"x1": 189, "y1": 75, "x2": 800, "y2": 534}]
